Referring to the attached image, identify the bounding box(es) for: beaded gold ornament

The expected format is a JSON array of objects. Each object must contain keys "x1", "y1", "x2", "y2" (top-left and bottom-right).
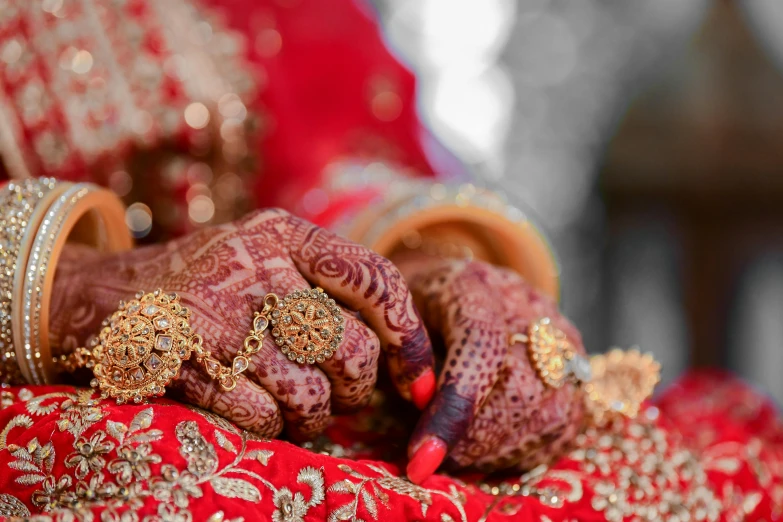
[
  {"x1": 60, "y1": 290, "x2": 264, "y2": 404},
  {"x1": 259, "y1": 288, "x2": 345, "y2": 365},
  {"x1": 584, "y1": 348, "x2": 661, "y2": 423},
  {"x1": 58, "y1": 287, "x2": 347, "y2": 403},
  {"x1": 510, "y1": 318, "x2": 592, "y2": 389},
  {"x1": 510, "y1": 318, "x2": 660, "y2": 423}
]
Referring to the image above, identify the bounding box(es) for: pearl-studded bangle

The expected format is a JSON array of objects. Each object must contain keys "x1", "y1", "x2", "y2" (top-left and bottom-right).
[{"x1": 0, "y1": 178, "x2": 60, "y2": 384}]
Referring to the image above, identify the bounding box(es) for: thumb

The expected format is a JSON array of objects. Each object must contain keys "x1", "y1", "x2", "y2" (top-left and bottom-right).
[{"x1": 405, "y1": 263, "x2": 509, "y2": 484}]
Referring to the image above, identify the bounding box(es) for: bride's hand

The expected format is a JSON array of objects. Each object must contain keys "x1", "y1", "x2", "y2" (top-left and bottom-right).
[
  {"x1": 50, "y1": 208, "x2": 435, "y2": 440},
  {"x1": 395, "y1": 255, "x2": 584, "y2": 482}
]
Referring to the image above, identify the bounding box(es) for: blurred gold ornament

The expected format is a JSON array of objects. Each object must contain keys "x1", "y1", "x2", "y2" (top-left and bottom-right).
[
  {"x1": 585, "y1": 348, "x2": 661, "y2": 423},
  {"x1": 511, "y1": 319, "x2": 660, "y2": 425}
]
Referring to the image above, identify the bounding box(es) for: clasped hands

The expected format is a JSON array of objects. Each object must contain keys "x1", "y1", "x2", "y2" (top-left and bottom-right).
[{"x1": 50, "y1": 209, "x2": 584, "y2": 481}]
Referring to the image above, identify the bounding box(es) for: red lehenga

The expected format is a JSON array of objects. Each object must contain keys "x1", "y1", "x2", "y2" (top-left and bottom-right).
[
  {"x1": 0, "y1": 1, "x2": 782, "y2": 521},
  {"x1": 0, "y1": 373, "x2": 781, "y2": 521}
]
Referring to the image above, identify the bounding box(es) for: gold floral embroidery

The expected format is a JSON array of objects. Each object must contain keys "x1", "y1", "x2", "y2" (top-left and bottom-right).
[
  {"x1": 151, "y1": 464, "x2": 203, "y2": 508},
  {"x1": 486, "y1": 414, "x2": 723, "y2": 522},
  {"x1": 0, "y1": 493, "x2": 30, "y2": 517},
  {"x1": 1, "y1": 386, "x2": 777, "y2": 521},
  {"x1": 66, "y1": 432, "x2": 114, "y2": 479},
  {"x1": 0, "y1": 391, "x2": 14, "y2": 409},
  {"x1": 175, "y1": 421, "x2": 218, "y2": 479},
  {"x1": 32, "y1": 476, "x2": 73, "y2": 512},
  {"x1": 0, "y1": 414, "x2": 33, "y2": 450},
  {"x1": 328, "y1": 463, "x2": 467, "y2": 522},
  {"x1": 573, "y1": 420, "x2": 721, "y2": 522},
  {"x1": 1, "y1": 391, "x2": 328, "y2": 520},
  {"x1": 27, "y1": 392, "x2": 75, "y2": 416},
  {"x1": 272, "y1": 467, "x2": 325, "y2": 522},
  {"x1": 56, "y1": 391, "x2": 104, "y2": 437},
  {"x1": 109, "y1": 441, "x2": 163, "y2": 485}
]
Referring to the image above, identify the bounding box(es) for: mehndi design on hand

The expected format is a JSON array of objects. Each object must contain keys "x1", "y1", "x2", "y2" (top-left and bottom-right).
[
  {"x1": 48, "y1": 209, "x2": 434, "y2": 440},
  {"x1": 401, "y1": 258, "x2": 588, "y2": 481}
]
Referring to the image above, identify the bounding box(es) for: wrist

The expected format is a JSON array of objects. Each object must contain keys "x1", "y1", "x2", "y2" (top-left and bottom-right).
[{"x1": 49, "y1": 245, "x2": 111, "y2": 357}]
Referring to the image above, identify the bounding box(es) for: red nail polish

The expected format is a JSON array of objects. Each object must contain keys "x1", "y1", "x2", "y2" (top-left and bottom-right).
[
  {"x1": 411, "y1": 369, "x2": 435, "y2": 410},
  {"x1": 407, "y1": 437, "x2": 447, "y2": 485}
]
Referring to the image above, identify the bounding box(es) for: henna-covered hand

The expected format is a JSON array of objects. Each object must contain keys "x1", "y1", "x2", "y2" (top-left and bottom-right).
[
  {"x1": 49, "y1": 209, "x2": 434, "y2": 440},
  {"x1": 394, "y1": 255, "x2": 584, "y2": 483}
]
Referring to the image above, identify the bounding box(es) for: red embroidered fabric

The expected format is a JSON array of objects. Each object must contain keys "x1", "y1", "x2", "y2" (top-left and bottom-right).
[{"x1": 0, "y1": 371, "x2": 780, "y2": 521}]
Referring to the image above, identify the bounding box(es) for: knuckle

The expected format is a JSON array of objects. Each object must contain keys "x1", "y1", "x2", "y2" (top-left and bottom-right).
[
  {"x1": 342, "y1": 323, "x2": 380, "y2": 381},
  {"x1": 375, "y1": 253, "x2": 404, "y2": 281},
  {"x1": 246, "y1": 399, "x2": 283, "y2": 435}
]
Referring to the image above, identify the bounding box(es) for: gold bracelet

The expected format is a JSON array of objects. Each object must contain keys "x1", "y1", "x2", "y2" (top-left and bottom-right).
[
  {"x1": 16, "y1": 183, "x2": 132, "y2": 385},
  {"x1": 345, "y1": 182, "x2": 560, "y2": 300},
  {"x1": 0, "y1": 178, "x2": 61, "y2": 384},
  {"x1": 54, "y1": 287, "x2": 346, "y2": 403},
  {"x1": 57, "y1": 290, "x2": 261, "y2": 403}
]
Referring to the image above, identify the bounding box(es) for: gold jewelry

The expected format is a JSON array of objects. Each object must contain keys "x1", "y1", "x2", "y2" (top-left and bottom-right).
[
  {"x1": 90, "y1": 290, "x2": 204, "y2": 403},
  {"x1": 58, "y1": 290, "x2": 249, "y2": 404},
  {"x1": 17, "y1": 183, "x2": 132, "y2": 385},
  {"x1": 260, "y1": 288, "x2": 344, "y2": 365},
  {"x1": 0, "y1": 178, "x2": 60, "y2": 384},
  {"x1": 209, "y1": 295, "x2": 276, "y2": 391},
  {"x1": 510, "y1": 317, "x2": 592, "y2": 389},
  {"x1": 511, "y1": 318, "x2": 660, "y2": 423},
  {"x1": 584, "y1": 348, "x2": 661, "y2": 423},
  {"x1": 60, "y1": 287, "x2": 345, "y2": 402},
  {"x1": 343, "y1": 181, "x2": 560, "y2": 300}
]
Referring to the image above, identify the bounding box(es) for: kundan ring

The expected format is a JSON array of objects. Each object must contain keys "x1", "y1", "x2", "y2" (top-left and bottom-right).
[
  {"x1": 252, "y1": 288, "x2": 344, "y2": 365},
  {"x1": 510, "y1": 317, "x2": 592, "y2": 389}
]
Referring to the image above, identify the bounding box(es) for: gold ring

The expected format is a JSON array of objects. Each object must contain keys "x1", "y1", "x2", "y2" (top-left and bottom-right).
[
  {"x1": 510, "y1": 317, "x2": 591, "y2": 389},
  {"x1": 253, "y1": 288, "x2": 344, "y2": 365},
  {"x1": 510, "y1": 318, "x2": 662, "y2": 424}
]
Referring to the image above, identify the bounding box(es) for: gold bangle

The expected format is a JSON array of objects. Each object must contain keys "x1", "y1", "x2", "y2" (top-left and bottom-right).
[
  {"x1": 0, "y1": 178, "x2": 61, "y2": 384},
  {"x1": 346, "y1": 183, "x2": 560, "y2": 301},
  {"x1": 16, "y1": 183, "x2": 132, "y2": 385}
]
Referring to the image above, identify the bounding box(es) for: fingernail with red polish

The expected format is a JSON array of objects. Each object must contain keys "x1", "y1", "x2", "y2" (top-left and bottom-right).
[
  {"x1": 407, "y1": 437, "x2": 447, "y2": 485},
  {"x1": 411, "y1": 369, "x2": 435, "y2": 410}
]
